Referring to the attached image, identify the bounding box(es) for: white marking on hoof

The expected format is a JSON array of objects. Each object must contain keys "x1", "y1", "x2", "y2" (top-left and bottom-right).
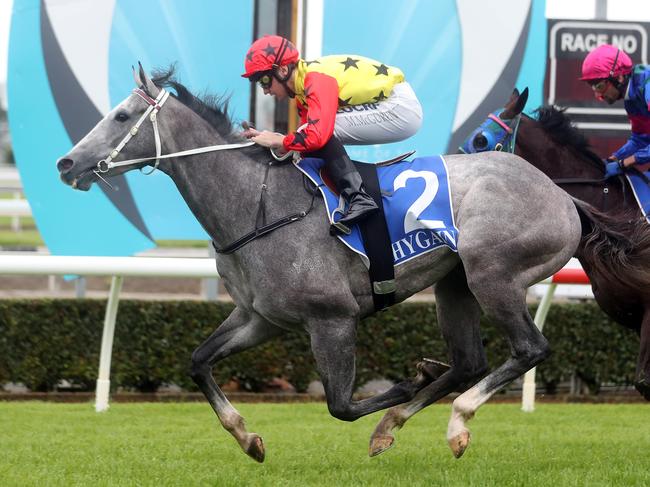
[{"x1": 448, "y1": 430, "x2": 471, "y2": 458}]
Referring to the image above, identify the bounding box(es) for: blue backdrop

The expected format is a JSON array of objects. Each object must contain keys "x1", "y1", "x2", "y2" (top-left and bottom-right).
[{"x1": 8, "y1": 0, "x2": 546, "y2": 256}]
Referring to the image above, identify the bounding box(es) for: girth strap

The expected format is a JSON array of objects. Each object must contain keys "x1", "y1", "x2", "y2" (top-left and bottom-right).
[
  {"x1": 213, "y1": 167, "x2": 317, "y2": 255},
  {"x1": 354, "y1": 161, "x2": 396, "y2": 311},
  {"x1": 212, "y1": 211, "x2": 311, "y2": 255}
]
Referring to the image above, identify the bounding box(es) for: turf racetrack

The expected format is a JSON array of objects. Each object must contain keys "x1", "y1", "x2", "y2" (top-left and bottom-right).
[{"x1": 1, "y1": 402, "x2": 649, "y2": 486}]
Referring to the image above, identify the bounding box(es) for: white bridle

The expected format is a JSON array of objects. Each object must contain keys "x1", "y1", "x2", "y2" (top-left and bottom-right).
[{"x1": 95, "y1": 87, "x2": 254, "y2": 175}]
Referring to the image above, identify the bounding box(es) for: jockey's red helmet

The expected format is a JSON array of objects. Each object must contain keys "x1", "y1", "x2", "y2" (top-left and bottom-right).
[
  {"x1": 580, "y1": 44, "x2": 633, "y2": 80},
  {"x1": 242, "y1": 35, "x2": 300, "y2": 78}
]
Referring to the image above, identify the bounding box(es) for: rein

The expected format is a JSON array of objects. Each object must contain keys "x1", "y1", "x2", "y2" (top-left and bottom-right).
[{"x1": 96, "y1": 87, "x2": 254, "y2": 175}]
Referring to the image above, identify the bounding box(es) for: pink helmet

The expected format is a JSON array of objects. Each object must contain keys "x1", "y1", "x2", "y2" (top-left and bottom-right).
[{"x1": 580, "y1": 44, "x2": 633, "y2": 80}]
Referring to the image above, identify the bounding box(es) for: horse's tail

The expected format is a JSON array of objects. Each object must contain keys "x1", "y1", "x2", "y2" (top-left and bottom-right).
[{"x1": 573, "y1": 198, "x2": 650, "y2": 288}]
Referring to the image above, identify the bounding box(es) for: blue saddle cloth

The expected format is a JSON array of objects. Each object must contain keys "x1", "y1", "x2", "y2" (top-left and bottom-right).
[
  {"x1": 296, "y1": 155, "x2": 459, "y2": 267},
  {"x1": 627, "y1": 172, "x2": 650, "y2": 223}
]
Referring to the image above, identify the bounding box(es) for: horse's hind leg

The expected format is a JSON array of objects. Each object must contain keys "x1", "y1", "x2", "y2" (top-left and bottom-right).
[
  {"x1": 446, "y1": 274, "x2": 550, "y2": 458},
  {"x1": 190, "y1": 307, "x2": 284, "y2": 462},
  {"x1": 634, "y1": 309, "x2": 650, "y2": 399},
  {"x1": 369, "y1": 264, "x2": 487, "y2": 457}
]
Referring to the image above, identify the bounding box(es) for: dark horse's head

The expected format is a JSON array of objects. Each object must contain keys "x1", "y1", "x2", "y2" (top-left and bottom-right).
[
  {"x1": 56, "y1": 64, "x2": 237, "y2": 191},
  {"x1": 458, "y1": 88, "x2": 529, "y2": 155},
  {"x1": 459, "y1": 87, "x2": 606, "y2": 173}
]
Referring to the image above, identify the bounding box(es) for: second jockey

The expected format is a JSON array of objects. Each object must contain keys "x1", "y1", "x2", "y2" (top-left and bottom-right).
[{"x1": 580, "y1": 44, "x2": 650, "y2": 178}]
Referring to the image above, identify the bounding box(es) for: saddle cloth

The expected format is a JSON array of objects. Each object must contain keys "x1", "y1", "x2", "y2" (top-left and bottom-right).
[
  {"x1": 296, "y1": 155, "x2": 459, "y2": 268},
  {"x1": 626, "y1": 172, "x2": 650, "y2": 223}
]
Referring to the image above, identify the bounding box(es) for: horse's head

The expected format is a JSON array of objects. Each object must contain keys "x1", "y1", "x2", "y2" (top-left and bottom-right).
[
  {"x1": 458, "y1": 87, "x2": 529, "y2": 154},
  {"x1": 56, "y1": 64, "x2": 170, "y2": 190}
]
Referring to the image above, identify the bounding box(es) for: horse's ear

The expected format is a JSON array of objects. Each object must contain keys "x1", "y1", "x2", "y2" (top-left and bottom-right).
[
  {"x1": 507, "y1": 88, "x2": 520, "y2": 106},
  {"x1": 514, "y1": 87, "x2": 529, "y2": 115},
  {"x1": 503, "y1": 87, "x2": 528, "y2": 118},
  {"x1": 137, "y1": 61, "x2": 160, "y2": 96},
  {"x1": 132, "y1": 64, "x2": 143, "y2": 89}
]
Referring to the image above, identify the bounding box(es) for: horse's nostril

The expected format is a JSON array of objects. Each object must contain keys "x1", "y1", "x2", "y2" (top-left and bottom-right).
[{"x1": 57, "y1": 158, "x2": 74, "y2": 172}]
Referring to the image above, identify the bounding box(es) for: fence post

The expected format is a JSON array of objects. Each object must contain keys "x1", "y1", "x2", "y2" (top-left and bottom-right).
[
  {"x1": 95, "y1": 275, "x2": 123, "y2": 412},
  {"x1": 521, "y1": 282, "x2": 557, "y2": 412},
  {"x1": 202, "y1": 243, "x2": 219, "y2": 301},
  {"x1": 75, "y1": 276, "x2": 86, "y2": 298},
  {"x1": 11, "y1": 190, "x2": 21, "y2": 232}
]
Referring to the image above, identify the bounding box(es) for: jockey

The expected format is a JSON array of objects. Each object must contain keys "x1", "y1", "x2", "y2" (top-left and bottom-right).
[
  {"x1": 241, "y1": 35, "x2": 423, "y2": 234},
  {"x1": 580, "y1": 44, "x2": 650, "y2": 178}
]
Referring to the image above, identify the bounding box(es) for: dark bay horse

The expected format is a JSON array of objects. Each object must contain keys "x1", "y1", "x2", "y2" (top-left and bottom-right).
[
  {"x1": 56, "y1": 67, "x2": 650, "y2": 462},
  {"x1": 458, "y1": 88, "x2": 650, "y2": 397}
]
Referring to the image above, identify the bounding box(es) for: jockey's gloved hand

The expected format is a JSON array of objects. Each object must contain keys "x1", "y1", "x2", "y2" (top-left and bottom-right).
[
  {"x1": 240, "y1": 121, "x2": 260, "y2": 139},
  {"x1": 604, "y1": 160, "x2": 624, "y2": 179}
]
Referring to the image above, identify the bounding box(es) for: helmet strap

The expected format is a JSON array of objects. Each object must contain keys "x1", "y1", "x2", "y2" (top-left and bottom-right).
[
  {"x1": 607, "y1": 48, "x2": 631, "y2": 97},
  {"x1": 272, "y1": 63, "x2": 296, "y2": 98},
  {"x1": 610, "y1": 74, "x2": 630, "y2": 99}
]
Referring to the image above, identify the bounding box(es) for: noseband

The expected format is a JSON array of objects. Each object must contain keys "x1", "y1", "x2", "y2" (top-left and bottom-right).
[{"x1": 95, "y1": 87, "x2": 254, "y2": 177}]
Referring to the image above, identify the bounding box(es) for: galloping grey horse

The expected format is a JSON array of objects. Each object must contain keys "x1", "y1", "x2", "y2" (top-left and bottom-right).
[{"x1": 56, "y1": 66, "x2": 650, "y2": 462}]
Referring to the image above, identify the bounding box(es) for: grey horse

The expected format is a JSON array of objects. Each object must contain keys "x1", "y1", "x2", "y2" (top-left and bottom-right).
[{"x1": 56, "y1": 66, "x2": 650, "y2": 462}]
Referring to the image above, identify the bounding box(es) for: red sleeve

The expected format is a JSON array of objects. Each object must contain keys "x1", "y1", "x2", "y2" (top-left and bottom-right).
[{"x1": 283, "y1": 71, "x2": 339, "y2": 152}]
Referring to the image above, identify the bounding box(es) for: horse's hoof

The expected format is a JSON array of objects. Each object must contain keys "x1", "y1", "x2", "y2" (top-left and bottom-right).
[
  {"x1": 369, "y1": 434, "x2": 395, "y2": 457},
  {"x1": 634, "y1": 379, "x2": 650, "y2": 401},
  {"x1": 245, "y1": 434, "x2": 265, "y2": 463},
  {"x1": 448, "y1": 430, "x2": 471, "y2": 459},
  {"x1": 418, "y1": 358, "x2": 451, "y2": 381}
]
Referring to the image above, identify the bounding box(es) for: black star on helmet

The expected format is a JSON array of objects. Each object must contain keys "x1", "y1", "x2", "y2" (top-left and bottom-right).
[
  {"x1": 303, "y1": 84, "x2": 313, "y2": 99},
  {"x1": 263, "y1": 43, "x2": 277, "y2": 57},
  {"x1": 305, "y1": 59, "x2": 321, "y2": 66},
  {"x1": 340, "y1": 57, "x2": 360, "y2": 71},
  {"x1": 307, "y1": 117, "x2": 320, "y2": 126},
  {"x1": 373, "y1": 91, "x2": 387, "y2": 102},
  {"x1": 373, "y1": 63, "x2": 389, "y2": 76},
  {"x1": 246, "y1": 50, "x2": 255, "y2": 62},
  {"x1": 291, "y1": 131, "x2": 308, "y2": 147},
  {"x1": 338, "y1": 97, "x2": 352, "y2": 107}
]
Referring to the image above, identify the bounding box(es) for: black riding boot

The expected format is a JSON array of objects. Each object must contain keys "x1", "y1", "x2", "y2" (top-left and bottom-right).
[{"x1": 326, "y1": 154, "x2": 378, "y2": 235}]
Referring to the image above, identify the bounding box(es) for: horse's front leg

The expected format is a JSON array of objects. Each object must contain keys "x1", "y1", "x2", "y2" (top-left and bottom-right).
[
  {"x1": 190, "y1": 307, "x2": 284, "y2": 462},
  {"x1": 308, "y1": 318, "x2": 426, "y2": 422}
]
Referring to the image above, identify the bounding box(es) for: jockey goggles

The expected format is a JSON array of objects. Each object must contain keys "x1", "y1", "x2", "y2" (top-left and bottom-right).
[
  {"x1": 589, "y1": 79, "x2": 610, "y2": 93},
  {"x1": 252, "y1": 71, "x2": 274, "y2": 89},
  {"x1": 589, "y1": 79, "x2": 610, "y2": 100}
]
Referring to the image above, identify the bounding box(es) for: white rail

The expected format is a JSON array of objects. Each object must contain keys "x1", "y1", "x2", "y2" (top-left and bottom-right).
[
  {"x1": 0, "y1": 255, "x2": 219, "y2": 412},
  {"x1": 0, "y1": 198, "x2": 31, "y2": 217},
  {"x1": 0, "y1": 255, "x2": 218, "y2": 277}
]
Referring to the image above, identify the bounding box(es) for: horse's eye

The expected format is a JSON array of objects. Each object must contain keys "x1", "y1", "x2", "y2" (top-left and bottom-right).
[
  {"x1": 115, "y1": 112, "x2": 129, "y2": 123},
  {"x1": 473, "y1": 134, "x2": 488, "y2": 151}
]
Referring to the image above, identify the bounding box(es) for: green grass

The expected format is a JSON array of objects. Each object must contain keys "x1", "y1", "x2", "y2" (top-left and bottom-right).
[
  {"x1": 155, "y1": 239, "x2": 209, "y2": 248},
  {"x1": 1, "y1": 402, "x2": 649, "y2": 486},
  {"x1": 0, "y1": 228, "x2": 43, "y2": 247}
]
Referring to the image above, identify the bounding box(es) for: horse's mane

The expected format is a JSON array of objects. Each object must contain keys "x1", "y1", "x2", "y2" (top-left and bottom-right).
[
  {"x1": 151, "y1": 65, "x2": 238, "y2": 141},
  {"x1": 532, "y1": 106, "x2": 604, "y2": 166}
]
